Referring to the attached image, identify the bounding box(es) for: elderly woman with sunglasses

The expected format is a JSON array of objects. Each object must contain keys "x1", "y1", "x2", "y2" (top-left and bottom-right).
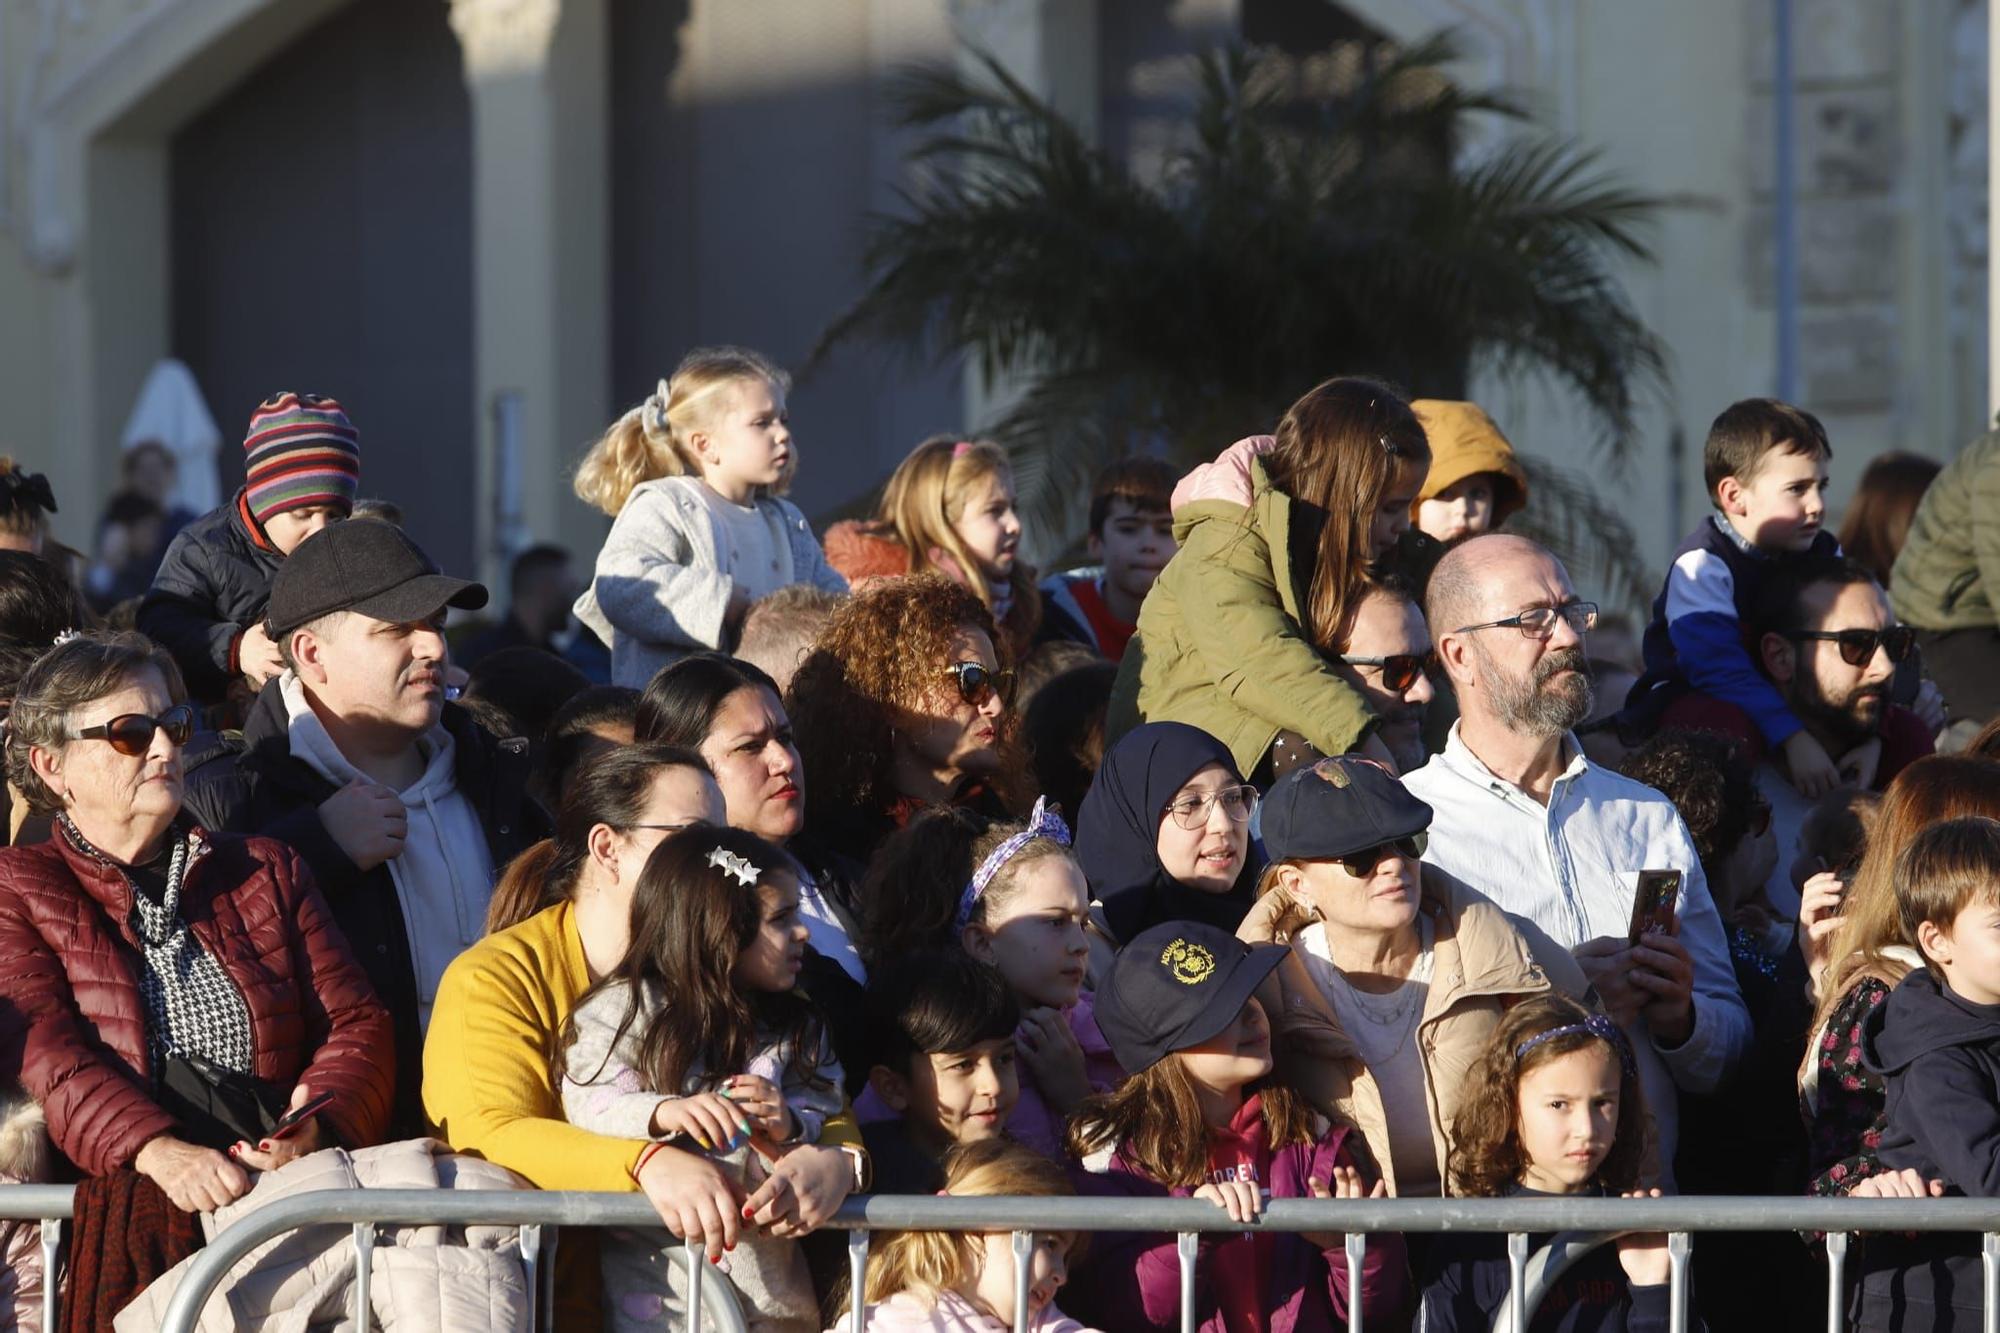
[
  {"x1": 0, "y1": 631, "x2": 390, "y2": 1215},
  {"x1": 789, "y1": 573, "x2": 1029, "y2": 865},
  {"x1": 1237, "y1": 756, "x2": 1590, "y2": 1199}
]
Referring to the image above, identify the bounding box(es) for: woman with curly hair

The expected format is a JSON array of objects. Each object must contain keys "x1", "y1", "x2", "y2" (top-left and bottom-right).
[{"x1": 788, "y1": 572, "x2": 1027, "y2": 864}]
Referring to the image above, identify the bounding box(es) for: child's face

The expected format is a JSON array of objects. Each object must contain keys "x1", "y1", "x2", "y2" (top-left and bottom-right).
[
  {"x1": 264, "y1": 504, "x2": 344, "y2": 555},
  {"x1": 967, "y1": 1230, "x2": 1070, "y2": 1326},
  {"x1": 1089, "y1": 498, "x2": 1175, "y2": 604},
  {"x1": 693, "y1": 376, "x2": 791, "y2": 496},
  {"x1": 1920, "y1": 897, "x2": 2000, "y2": 1006},
  {"x1": 880, "y1": 1037, "x2": 1020, "y2": 1149},
  {"x1": 732, "y1": 870, "x2": 808, "y2": 993},
  {"x1": 1176, "y1": 996, "x2": 1274, "y2": 1104},
  {"x1": 964, "y1": 857, "x2": 1091, "y2": 1010},
  {"x1": 1416, "y1": 472, "x2": 1499, "y2": 544},
  {"x1": 1722, "y1": 448, "x2": 1829, "y2": 551},
  {"x1": 1154, "y1": 761, "x2": 1252, "y2": 893},
  {"x1": 1514, "y1": 1044, "x2": 1621, "y2": 1195},
  {"x1": 1368, "y1": 462, "x2": 1425, "y2": 558},
  {"x1": 952, "y1": 470, "x2": 1023, "y2": 579}
]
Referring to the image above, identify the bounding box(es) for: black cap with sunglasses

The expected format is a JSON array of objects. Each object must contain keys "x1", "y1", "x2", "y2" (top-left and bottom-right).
[{"x1": 1261, "y1": 753, "x2": 1435, "y2": 867}]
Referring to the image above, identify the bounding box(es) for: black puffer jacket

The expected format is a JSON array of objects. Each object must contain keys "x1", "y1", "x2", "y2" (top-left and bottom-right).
[
  {"x1": 181, "y1": 679, "x2": 548, "y2": 1136},
  {"x1": 136, "y1": 492, "x2": 283, "y2": 702}
]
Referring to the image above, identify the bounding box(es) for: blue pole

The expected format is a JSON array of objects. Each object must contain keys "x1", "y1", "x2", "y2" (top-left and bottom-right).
[{"x1": 1773, "y1": 0, "x2": 1799, "y2": 400}]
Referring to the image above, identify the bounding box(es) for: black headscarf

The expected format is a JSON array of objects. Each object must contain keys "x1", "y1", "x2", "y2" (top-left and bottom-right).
[{"x1": 1076, "y1": 721, "x2": 1264, "y2": 944}]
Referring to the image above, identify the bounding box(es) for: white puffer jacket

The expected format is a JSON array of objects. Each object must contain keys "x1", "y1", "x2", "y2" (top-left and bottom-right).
[{"x1": 116, "y1": 1138, "x2": 531, "y2": 1333}]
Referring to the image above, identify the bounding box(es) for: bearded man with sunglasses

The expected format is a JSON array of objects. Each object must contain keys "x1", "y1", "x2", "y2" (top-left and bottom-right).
[
  {"x1": 1404, "y1": 534, "x2": 1750, "y2": 1184},
  {"x1": 184, "y1": 522, "x2": 548, "y2": 1137}
]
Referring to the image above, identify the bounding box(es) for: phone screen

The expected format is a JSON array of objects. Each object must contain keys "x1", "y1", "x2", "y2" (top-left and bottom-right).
[{"x1": 1628, "y1": 869, "x2": 1682, "y2": 945}]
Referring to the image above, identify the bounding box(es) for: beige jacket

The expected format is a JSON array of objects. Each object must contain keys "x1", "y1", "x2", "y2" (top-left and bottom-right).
[
  {"x1": 117, "y1": 1139, "x2": 532, "y2": 1333},
  {"x1": 1238, "y1": 872, "x2": 1591, "y2": 1197}
]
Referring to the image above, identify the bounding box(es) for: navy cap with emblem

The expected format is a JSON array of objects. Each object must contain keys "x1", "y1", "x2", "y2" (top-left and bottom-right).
[
  {"x1": 1094, "y1": 920, "x2": 1289, "y2": 1076},
  {"x1": 1260, "y1": 753, "x2": 1434, "y2": 863}
]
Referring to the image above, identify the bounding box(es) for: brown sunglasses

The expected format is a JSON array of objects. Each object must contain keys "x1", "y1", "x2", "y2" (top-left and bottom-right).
[
  {"x1": 1340, "y1": 652, "x2": 1437, "y2": 693},
  {"x1": 945, "y1": 662, "x2": 1018, "y2": 709},
  {"x1": 70, "y1": 704, "x2": 196, "y2": 756}
]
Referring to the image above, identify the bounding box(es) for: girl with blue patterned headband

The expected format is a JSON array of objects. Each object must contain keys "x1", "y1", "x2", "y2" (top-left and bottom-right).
[
  {"x1": 856, "y1": 802, "x2": 1123, "y2": 1158},
  {"x1": 1418, "y1": 995, "x2": 1704, "y2": 1331}
]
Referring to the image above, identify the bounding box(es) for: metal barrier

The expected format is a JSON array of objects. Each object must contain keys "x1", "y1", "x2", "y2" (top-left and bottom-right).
[{"x1": 5, "y1": 1189, "x2": 2000, "y2": 1333}]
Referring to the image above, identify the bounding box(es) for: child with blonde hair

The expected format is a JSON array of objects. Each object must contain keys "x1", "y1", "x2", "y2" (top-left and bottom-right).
[
  {"x1": 824, "y1": 436, "x2": 1040, "y2": 656},
  {"x1": 573, "y1": 346, "x2": 847, "y2": 687},
  {"x1": 829, "y1": 1138, "x2": 1098, "y2": 1333}
]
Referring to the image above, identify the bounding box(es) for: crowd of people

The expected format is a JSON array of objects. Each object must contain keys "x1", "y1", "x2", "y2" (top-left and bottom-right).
[{"x1": 2, "y1": 353, "x2": 2000, "y2": 1331}]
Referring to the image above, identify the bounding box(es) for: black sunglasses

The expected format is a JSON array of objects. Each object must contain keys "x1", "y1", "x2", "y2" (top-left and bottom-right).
[
  {"x1": 70, "y1": 703, "x2": 196, "y2": 756},
  {"x1": 1782, "y1": 626, "x2": 1917, "y2": 667},
  {"x1": 945, "y1": 662, "x2": 1017, "y2": 709},
  {"x1": 1341, "y1": 652, "x2": 1436, "y2": 693},
  {"x1": 1335, "y1": 831, "x2": 1429, "y2": 876}
]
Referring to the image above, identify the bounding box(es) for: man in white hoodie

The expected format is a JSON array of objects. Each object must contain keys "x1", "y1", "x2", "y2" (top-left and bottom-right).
[{"x1": 185, "y1": 521, "x2": 548, "y2": 1136}]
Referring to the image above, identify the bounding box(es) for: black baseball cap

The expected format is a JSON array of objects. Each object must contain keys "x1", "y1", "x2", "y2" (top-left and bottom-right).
[
  {"x1": 1261, "y1": 754, "x2": 1433, "y2": 862},
  {"x1": 265, "y1": 519, "x2": 487, "y2": 638},
  {"x1": 1094, "y1": 920, "x2": 1288, "y2": 1076}
]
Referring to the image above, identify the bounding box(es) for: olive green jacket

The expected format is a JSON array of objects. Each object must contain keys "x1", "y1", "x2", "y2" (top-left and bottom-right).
[
  {"x1": 1107, "y1": 456, "x2": 1376, "y2": 775},
  {"x1": 1891, "y1": 429, "x2": 2000, "y2": 631}
]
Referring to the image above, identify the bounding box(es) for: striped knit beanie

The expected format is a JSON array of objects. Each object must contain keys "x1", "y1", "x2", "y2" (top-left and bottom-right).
[{"x1": 242, "y1": 392, "x2": 360, "y2": 527}]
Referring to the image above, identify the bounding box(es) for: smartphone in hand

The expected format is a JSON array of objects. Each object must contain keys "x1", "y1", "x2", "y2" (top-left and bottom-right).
[
  {"x1": 267, "y1": 1090, "x2": 336, "y2": 1142},
  {"x1": 1628, "y1": 869, "x2": 1682, "y2": 946}
]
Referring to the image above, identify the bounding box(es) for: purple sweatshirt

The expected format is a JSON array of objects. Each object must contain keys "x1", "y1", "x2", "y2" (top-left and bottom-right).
[{"x1": 1063, "y1": 1105, "x2": 1407, "y2": 1331}]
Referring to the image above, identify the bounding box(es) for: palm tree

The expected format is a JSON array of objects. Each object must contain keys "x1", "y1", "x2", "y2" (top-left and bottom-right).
[{"x1": 815, "y1": 34, "x2": 1670, "y2": 608}]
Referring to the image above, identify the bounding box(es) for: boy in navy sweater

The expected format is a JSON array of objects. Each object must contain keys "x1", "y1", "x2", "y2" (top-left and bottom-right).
[
  {"x1": 1859, "y1": 815, "x2": 2000, "y2": 1330},
  {"x1": 1623, "y1": 399, "x2": 1842, "y2": 794}
]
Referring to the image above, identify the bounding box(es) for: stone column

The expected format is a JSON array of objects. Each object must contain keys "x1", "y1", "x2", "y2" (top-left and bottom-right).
[{"x1": 449, "y1": 0, "x2": 610, "y2": 590}]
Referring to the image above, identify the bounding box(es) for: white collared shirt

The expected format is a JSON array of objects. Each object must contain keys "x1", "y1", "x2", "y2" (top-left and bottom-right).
[{"x1": 1402, "y1": 724, "x2": 1751, "y2": 1182}]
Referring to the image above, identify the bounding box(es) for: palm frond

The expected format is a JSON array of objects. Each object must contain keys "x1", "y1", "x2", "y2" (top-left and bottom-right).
[{"x1": 1508, "y1": 454, "x2": 1658, "y2": 617}]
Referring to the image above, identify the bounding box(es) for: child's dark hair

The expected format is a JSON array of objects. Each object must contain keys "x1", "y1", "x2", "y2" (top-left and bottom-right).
[
  {"x1": 531, "y1": 684, "x2": 642, "y2": 812},
  {"x1": 1449, "y1": 995, "x2": 1648, "y2": 1197},
  {"x1": 858, "y1": 806, "x2": 1077, "y2": 964},
  {"x1": 557, "y1": 824, "x2": 826, "y2": 1098},
  {"x1": 1704, "y1": 397, "x2": 1831, "y2": 499},
  {"x1": 1896, "y1": 816, "x2": 2000, "y2": 957},
  {"x1": 864, "y1": 950, "x2": 1020, "y2": 1078},
  {"x1": 1067, "y1": 1044, "x2": 1322, "y2": 1188},
  {"x1": 1088, "y1": 457, "x2": 1178, "y2": 536},
  {"x1": 1618, "y1": 729, "x2": 1762, "y2": 885},
  {"x1": 1801, "y1": 787, "x2": 1881, "y2": 882},
  {"x1": 1024, "y1": 661, "x2": 1118, "y2": 822}
]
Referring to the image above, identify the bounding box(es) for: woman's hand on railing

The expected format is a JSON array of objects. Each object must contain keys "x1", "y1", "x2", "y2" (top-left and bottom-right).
[
  {"x1": 1613, "y1": 1189, "x2": 1670, "y2": 1287},
  {"x1": 133, "y1": 1134, "x2": 251, "y2": 1214},
  {"x1": 637, "y1": 1143, "x2": 742, "y2": 1262},
  {"x1": 745, "y1": 1142, "x2": 851, "y2": 1239}
]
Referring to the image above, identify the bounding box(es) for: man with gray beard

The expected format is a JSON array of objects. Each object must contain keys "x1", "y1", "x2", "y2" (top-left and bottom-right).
[{"x1": 1403, "y1": 534, "x2": 1750, "y2": 1182}]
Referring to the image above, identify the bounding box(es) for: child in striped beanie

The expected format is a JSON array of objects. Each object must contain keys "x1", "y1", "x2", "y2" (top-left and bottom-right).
[{"x1": 137, "y1": 392, "x2": 362, "y2": 705}]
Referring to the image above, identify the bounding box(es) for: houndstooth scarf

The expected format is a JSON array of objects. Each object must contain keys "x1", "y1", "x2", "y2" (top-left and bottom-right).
[{"x1": 57, "y1": 815, "x2": 253, "y2": 1081}]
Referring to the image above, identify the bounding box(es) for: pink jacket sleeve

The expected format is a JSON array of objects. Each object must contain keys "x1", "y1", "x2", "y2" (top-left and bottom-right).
[
  {"x1": 1312, "y1": 1131, "x2": 1408, "y2": 1322},
  {"x1": 1170, "y1": 436, "x2": 1274, "y2": 513}
]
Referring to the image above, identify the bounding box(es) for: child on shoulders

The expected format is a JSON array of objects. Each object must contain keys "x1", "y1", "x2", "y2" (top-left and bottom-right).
[
  {"x1": 1623, "y1": 398, "x2": 1843, "y2": 794},
  {"x1": 572, "y1": 346, "x2": 846, "y2": 688}
]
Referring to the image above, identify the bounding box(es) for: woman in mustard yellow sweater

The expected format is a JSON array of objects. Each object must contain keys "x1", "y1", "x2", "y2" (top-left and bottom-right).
[{"x1": 424, "y1": 743, "x2": 867, "y2": 1324}]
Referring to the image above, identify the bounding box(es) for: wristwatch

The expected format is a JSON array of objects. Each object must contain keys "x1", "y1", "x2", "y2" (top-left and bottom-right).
[{"x1": 840, "y1": 1144, "x2": 873, "y2": 1193}]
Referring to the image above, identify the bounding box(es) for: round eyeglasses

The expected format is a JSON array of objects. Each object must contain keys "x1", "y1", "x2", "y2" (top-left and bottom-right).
[{"x1": 1163, "y1": 783, "x2": 1259, "y2": 831}]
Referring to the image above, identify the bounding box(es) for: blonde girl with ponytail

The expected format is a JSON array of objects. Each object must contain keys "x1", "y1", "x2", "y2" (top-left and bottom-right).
[
  {"x1": 572, "y1": 346, "x2": 847, "y2": 688},
  {"x1": 823, "y1": 436, "x2": 1041, "y2": 658},
  {"x1": 829, "y1": 1138, "x2": 1098, "y2": 1332}
]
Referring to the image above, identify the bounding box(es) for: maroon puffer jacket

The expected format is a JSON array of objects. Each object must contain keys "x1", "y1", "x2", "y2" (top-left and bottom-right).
[{"x1": 0, "y1": 824, "x2": 393, "y2": 1176}]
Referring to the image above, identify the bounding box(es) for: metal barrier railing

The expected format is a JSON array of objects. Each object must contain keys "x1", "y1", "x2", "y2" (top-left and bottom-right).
[{"x1": 7, "y1": 1189, "x2": 2000, "y2": 1333}]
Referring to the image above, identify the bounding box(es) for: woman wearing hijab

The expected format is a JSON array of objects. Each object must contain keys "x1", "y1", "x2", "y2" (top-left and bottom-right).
[{"x1": 1075, "y1": 722, "x2": 1263, "y2": 975}]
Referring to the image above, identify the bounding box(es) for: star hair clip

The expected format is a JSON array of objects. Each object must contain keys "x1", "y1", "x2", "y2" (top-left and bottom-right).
[{"x1": 706, "y1": 847, "x2": 760, "y2": 887}]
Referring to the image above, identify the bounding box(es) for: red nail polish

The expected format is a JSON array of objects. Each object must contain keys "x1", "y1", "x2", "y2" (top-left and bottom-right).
[{"x1": 258, "y1": 1142, "x2": 271, "y2": 1152}]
